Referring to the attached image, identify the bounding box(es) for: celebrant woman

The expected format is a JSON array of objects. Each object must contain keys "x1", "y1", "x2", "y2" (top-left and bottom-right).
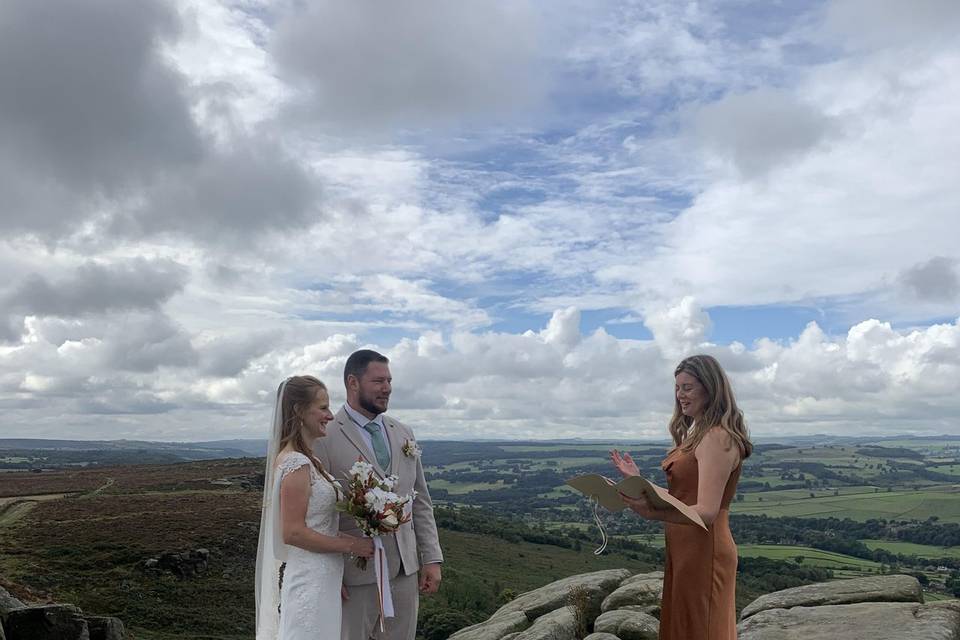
[{"x1": 611, "y1": 354, "x2": 752, "y2": 640}]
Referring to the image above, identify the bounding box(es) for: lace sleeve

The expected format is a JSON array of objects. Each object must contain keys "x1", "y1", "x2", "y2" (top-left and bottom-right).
[{"x1": 276, "y1": 452, "x2": 314, "y2": 483}]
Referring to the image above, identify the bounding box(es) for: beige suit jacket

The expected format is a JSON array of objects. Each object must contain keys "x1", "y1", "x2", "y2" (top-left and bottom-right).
[{"x1": 314, "y1": 406, "x2": 443, "y2": 586}]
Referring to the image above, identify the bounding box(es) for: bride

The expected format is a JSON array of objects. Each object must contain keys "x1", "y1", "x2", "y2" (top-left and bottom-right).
[{"x1": 256, "y1": 376, "x2": 374, "y2": 639}]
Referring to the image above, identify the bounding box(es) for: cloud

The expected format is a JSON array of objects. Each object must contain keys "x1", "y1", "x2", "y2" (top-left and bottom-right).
[
  {"x1": 356, "y1": 275, "x2": 491, "y2": 330},
  {"x1": 0, "y1": 0, "x2": 321, "y2": 247},
  {"x1": 114, "y1": 138, "x2": 320, "y2": 244},
  {"x1": 0, "y1": 0, "x2": 200, "y2": 233},
  {"x1": 1, "y1": 259, "x2": 188, "y2": 341},
  {"x1": 269, "y1": 0, "x2": 545, "y2": 130},
  {"x1": 0, "y1": 1, "x2": 956, "y2": 441},
  {"x1": 2, "y1": 296, "x2": 958, "y2": 439},
  {"x1": 824, "y1": 0, "x2": 960, "y2": 50},
  {"x1": 3, "y1": 259, "x2": 187, "y2": 317},
  {"x1": 898, "y1": 257, "x2": 959, "y2": 302},
  {"x1": 600, "y1": 30, "x2": 960, "y2": 316},
  {"x1": 539, "y1": 306, "x2": 582, "y2": 349},
  {"x1": 643, "y1": 297, "x2": 713, "y2": 359},
  {"x1": 99, "y1": 313, "x2": 199, "y2": 373},
  {"x1": 695, "y1": 89, "x2": 834, "y2": 176},
  {"x1": 196, "y1": 329, "x2": 285, "y2": 378}
]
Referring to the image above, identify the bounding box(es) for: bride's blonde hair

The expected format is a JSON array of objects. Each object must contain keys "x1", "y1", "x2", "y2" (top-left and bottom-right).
[{"x1": 669, "y1": 354, "x2": 752, "y2": 459}]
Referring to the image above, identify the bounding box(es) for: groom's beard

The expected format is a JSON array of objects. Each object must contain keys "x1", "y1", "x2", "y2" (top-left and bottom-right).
[{"x1": 358, "y1": 391, "x2": 388, "y2": 416}]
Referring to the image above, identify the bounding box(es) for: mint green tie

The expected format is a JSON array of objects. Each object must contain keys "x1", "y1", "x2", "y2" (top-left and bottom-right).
[{"x1": 363, "y1": 422, "x2": 391, "y2": 470}]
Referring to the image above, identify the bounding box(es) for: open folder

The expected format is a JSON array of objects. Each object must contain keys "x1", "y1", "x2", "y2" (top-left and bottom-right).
[{"x1": 566, "y1": 474, "x2": 707, "y2": 530}]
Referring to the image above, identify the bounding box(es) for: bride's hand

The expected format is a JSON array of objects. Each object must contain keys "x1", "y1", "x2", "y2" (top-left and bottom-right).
[
  {"x1": 610, "y1": 449, "x2": 640, "y2": 477},
  {"x1": 348, "y1": 536, "x2": 375, "y2": 559}
]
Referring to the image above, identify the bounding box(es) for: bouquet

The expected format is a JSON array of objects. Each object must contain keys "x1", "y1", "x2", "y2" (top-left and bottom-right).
[{"x1": 336, "y1": 459, "x2": 413, "y2": 569}]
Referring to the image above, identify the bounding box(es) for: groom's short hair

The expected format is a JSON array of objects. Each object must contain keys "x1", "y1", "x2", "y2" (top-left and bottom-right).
[{"x1": 343, "y1": 349, "x2": 389, "y2": 386}]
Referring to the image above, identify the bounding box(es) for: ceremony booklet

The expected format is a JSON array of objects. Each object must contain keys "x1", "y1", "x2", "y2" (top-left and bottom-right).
[{"x1": 566, "y1": 474, "x2": 707, "y2": 530}]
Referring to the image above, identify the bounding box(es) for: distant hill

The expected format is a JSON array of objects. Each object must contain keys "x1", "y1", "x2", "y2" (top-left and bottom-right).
[{"x1": 0, "y1": 438, "x2": 267, "y2": 468}]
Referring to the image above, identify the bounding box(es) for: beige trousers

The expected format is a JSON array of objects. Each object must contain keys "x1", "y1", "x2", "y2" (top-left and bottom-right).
[{"x1": 341, "y1": 571, "x2": 419, "y2": 640}]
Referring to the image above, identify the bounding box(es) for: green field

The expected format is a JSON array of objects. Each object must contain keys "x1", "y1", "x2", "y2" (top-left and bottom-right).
[
  {"x1": 626, "y1": 533, "x2": 666, "y2": 547},
  {"x1": 732, "y1": 486, "x2": 960, "y2": 523},
  {"x1": 737, "y1": 544, "x2": 882, "y2": 578},
  {"x1": 861, "y1": 539, "x2": 960, "y2": 560},
  {"x1": 499, "y1": 444, "x2": 620, "y2": 452},
  {"x1": 429, "y1": 478, "x2": 507, "y2": 494},
  {"x1": 929, "y1": 464, "x2": 960, "y2": 476}
]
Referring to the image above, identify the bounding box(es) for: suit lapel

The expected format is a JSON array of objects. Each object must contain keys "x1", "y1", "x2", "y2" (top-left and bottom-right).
[
  {"x1": 384, "y1": 416, "x2": 404, "y2": 476},
  {"x1": 335, "y1": 407, "x2": 386, "y2": 478}
]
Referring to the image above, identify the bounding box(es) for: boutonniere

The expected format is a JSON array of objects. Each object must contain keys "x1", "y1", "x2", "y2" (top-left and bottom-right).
[{"x1": 401, "y1": 438, "x2": 422, "y2": 458}]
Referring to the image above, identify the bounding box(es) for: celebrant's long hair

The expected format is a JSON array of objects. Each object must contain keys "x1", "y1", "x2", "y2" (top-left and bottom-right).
[{"x1": 668, "y1": 354, "x2": 752, "y2": 459}]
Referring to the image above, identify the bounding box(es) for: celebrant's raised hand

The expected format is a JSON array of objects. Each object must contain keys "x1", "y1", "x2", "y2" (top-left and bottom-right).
[{"x1": 610, "y1": 449, "x2": 640, "y2": 477}]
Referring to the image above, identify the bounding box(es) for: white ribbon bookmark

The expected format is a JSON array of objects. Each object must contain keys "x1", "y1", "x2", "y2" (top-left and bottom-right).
[
  {"x1": 372, "y1": 537, "x2": 394, "y2": 632},
  {"x1": 592, "y1": 496, "x2": 608, "y2": 555}
]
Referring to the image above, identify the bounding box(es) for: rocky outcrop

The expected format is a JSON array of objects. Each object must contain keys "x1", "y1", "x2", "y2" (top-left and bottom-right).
[
  {"x1": 448, "y1": 570, "x2": 657, "y2": 640},
  {"x1": 736, "y1": 573, "x2": 960, "y2": 640},
  {"x1": 511, "y1": 606, "x2": 579, "y2": 640},
  {"x1": 592, "y1": 609, "x2": 659, "y2": 640},
  {"x1": 738, "y1": 600, "x2": 960, "y2": 640},
  {"x1": 86, "y1": 616, "x2": 126, "y2": 640},
  {"x1": 0, "y1": 587, "x2": 24, "y2": 617},
  {"x1": 4, "y1": 604, "x2": 89, "y2": 640},
  {"x1": 141, "y1": 548, "x2": 210, "y2": 578},
  {"x1": 0, "y1": 584, "x2": 125, "y2": 640},
  {"x1": 492, "y1": 569, "x2": 631, "y2": 622},
  {"x1": 599, "y1": 575, "x2": 661, "y2": 613},
  {"x1": 0, "y1": 586, "x2": 24, "y2": 640},
  {"x1": 739, "y1": 573, "x2": 923, "y2": 620},
  {"x1": 447, "y1": 611, "x2": 530, "y2": 640},
  {"x1": 447, "y1": 571, "x2": 959, "y2": 640}
]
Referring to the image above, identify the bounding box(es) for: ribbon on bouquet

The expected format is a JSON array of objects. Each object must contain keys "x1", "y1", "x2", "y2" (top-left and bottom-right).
[
  {"x1": 372, "y1": 537, "x2": 395, "y2": 632},
  {"x1": 591, "y1": 496, "x2": 608, "y2": 555}
]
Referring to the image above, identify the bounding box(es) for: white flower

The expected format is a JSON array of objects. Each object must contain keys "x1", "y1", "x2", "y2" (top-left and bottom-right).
[
  {"x1": 382, "y1": 513, "x2": 399, "y2": 528},
  {"x1": 364, "y1": 487, "x2": 392, "y2": 512},
  {"x1": 350, "y1": 460, "x2": 375, "y2": 480},
  {"x1": 382, "y1": 475, "x2": 399, "y2": 490},
  {"x1": 402, "y1": 439, "x2": 422, "y2": 458}
]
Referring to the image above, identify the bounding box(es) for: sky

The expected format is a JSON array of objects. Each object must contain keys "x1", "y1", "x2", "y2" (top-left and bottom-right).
[{"x1": 0, "y1": 0, "x2": 958, "y2": 442}]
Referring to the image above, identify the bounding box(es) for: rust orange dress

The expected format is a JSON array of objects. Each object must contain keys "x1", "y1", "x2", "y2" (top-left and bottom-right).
[{"x1": 658, "y1": 442, "x2": 742, "y2": 640}]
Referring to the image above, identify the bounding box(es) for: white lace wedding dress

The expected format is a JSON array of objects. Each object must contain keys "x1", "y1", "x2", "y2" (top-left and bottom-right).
[{"x1": 275, "y1": 452, "x2": 343, "y2": 639}]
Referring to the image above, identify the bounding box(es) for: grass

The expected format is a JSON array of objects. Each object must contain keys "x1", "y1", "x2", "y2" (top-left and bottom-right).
[
  {"x1": 860, "y1": 540, "x2": 960, "y2": 560},
  {"x1": 0, "y1": 461, "x2": 265, "y2": 640},
  {"x1": 3, "y1": 441, "x2": 958, "y2": 637},
  {"x1": 928, "y1": 464, "x2": 960, "y2": 476},
  {"x1": 737, "y1": 544, "x2": 882, "y2": 576},
  {"x1": 438, "y1": 528, "x2": 655, "y2": 596},
  {"x1": 625, "y1": 533, "x2": 666, "y2": 547},
  {"x1": 731, "y1": 486, "x2": 960, "y2": 523},
  {"x1": 429, "y1": 479, "x2": 507, "y2": 494},
  {"x1": 0, "y1": 457, "x2": 662, "y2": 639}
]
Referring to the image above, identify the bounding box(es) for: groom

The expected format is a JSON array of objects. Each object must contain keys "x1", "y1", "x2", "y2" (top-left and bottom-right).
[{"x1": 315, "y1": 349, "x2": 443, "y2": 640}]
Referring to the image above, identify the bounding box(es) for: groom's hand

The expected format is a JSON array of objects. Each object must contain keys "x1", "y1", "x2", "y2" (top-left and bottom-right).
[
  {"x1": 340, "y1": 584, "x2": 350, "y2": 602},
  {"x1": 418, "y1": 563, "x2": 442, "y2": 594}
]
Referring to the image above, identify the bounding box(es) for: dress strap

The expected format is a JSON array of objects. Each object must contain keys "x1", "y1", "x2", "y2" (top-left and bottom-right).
[{"x1": 276, "y1": 451, "x2": 314, "y2": 481}]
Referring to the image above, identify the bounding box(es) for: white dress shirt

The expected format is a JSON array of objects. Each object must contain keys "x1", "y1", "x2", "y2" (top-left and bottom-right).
[{"x1": 343, "y1": 403, "x2": 390, "y2": 454}]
